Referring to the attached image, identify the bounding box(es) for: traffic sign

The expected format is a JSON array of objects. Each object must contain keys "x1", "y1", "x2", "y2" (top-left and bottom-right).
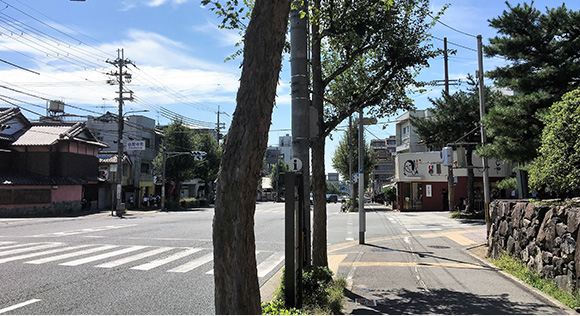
[{"x1": 290, "y1": 158, "x2": 303, "y2": 172}]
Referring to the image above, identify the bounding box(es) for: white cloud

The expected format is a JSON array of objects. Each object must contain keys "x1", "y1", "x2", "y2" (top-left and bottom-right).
[
  {"x1": 146, "y1": 0, "x2": 167, "y2": 7},
  {"x1": 192, "y1": 21, "x2": 241, "y2": 47}
]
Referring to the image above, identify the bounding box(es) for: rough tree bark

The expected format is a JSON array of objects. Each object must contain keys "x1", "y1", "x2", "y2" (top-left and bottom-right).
[
  {"x1": 311, "y1": 0, "x2": 328, "y2": 267},
  {"x1": 212, "y1": 0, "x2": 291, "y2": 314}
]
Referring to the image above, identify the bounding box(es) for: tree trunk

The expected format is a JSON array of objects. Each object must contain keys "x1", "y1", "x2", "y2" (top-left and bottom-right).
[
  {"x1": 311, "y1": 138, "x2": 328, "y2": 267},
  {"x1": 466, "y1": 146, "x2": 475, "y2": 213},
  {"x1": 311, "y1": 0, "x2": 328, "y2": 268},
  {"x1": 212, "y1": 0, "x2": 290, "y2": 314}
]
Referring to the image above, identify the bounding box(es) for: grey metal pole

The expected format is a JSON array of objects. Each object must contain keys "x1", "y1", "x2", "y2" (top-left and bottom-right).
[
  {"x1": 290, "y1": 0, "x2": 311, "y2": 265},
  {"x1": 116, "y1": 49, "x2": 124, "y2": 215},
  {"x1": 358, "y1": 110, "x2": 365, "y2": 244},
  {"x1": 477, "y1": 35, "x2": 491, "y2": 236},
  {"x1": 161, "y1": 143, "x2": 166, "y2": 211},
  {"x1": 349, "y1": 115, "x2": 354, "y2": 212}
]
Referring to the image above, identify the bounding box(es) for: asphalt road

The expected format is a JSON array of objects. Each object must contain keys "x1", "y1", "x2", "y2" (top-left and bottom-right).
[
  {"x1": 0, "y1": 204, "x2": 287, "y2": 315},
  {"x1": 0, "y1": 202, "x2": 572, "y2": 314}
]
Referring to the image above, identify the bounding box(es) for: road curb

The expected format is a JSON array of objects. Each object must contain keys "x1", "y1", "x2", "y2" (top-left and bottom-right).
[{"x1": 260, "y1": 267, "x2": 283, "y2": 303}]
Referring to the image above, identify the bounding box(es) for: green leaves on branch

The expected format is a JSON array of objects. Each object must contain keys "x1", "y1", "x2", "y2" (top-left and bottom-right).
[{"x1": 529, "y1": 88, "x2": 580, "y2": 194}]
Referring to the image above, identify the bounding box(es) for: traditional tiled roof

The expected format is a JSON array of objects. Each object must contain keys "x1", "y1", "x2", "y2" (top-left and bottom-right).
[
  {"x1": 12, "y1": 122, "x2": 108, "y2": 147},
  {"x1": 0, "y1": 170, "x2": 89, "y2": 186}
]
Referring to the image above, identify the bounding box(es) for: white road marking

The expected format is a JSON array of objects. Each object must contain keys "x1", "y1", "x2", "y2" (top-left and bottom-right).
[
  {"x1": 131, "y1": 248, "x2": 202, "y2": 271},
  {"x1": 26, "y1": 245, "x2": 118, "y2": 264},
  {"x1": 60, "y1": 245, "x2": 148, "y2": 266},
  {"x1": 257, "y1": 252, "x2": 284, "y2": 278},
  {"x1": 168, "y1": 253, "x2": 213, "y2": 273},
  {"x1": 0, "y1": 244, "x2": 93, "y2": 264},
  {"x1": 32, "y1": 224, "x2": 137, "y2": 237},
  {"x1": 96, "y1": 247, "x2": 174, "y2": 268},
  {"x1": 0, "y1": 243, "x2": 63, "y2": 257},
  {"x1": 0, "y1": 299, "x2": 41, "y2": 314}
]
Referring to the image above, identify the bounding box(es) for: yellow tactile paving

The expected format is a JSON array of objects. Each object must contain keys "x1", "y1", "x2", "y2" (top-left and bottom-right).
[
  {"x1": 328, "y1": 254, "x2": 348, "y2": 275},
  {"x1": 420, "y1": 229, "x2": 482, "y2": 246}
]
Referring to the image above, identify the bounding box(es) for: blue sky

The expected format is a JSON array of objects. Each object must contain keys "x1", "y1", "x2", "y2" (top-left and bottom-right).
[{"x1": 0, "y1": 0, "x2": 577, "y2": 175}]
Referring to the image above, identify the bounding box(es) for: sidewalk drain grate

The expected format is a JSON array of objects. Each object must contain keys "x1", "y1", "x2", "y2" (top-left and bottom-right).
[
  {"x1": 428, "y1": 245, "x2": 451, "y2": 249},
  {"x1": 355, "y1": 298, "x2": 377, "y2": 307},
  {"x1": 371, "y1": 248, "x2": 395, "y2": 252}
]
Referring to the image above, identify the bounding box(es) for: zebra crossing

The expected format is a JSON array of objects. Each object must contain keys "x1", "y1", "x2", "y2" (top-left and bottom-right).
[{"x1": 0, "y1": 241, "x2": 285, "y2": 277}]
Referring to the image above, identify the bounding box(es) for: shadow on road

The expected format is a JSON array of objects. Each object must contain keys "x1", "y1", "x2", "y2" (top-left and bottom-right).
[
  {"x1": 365, "y1": 243, "x2": 496, "y2": 271},
  {"x1": 344, "y1": 287, "x2": 559, "y2": 315}
]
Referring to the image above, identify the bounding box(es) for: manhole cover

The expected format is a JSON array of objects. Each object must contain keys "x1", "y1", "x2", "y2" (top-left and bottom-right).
[
  {"x1": 428, "y1": 245, "x2": 451, "y2": 249},
  {"x1": 371, "y1": 248, "x2": 395, "y2": 252},
  {"x1": 355, "y1": 298, "x2": 377, "y2": 307}
]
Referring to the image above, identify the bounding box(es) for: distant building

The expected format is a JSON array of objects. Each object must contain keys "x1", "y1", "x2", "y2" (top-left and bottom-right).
[
  {"x1": 86, "y1": 112, "x2": 158, "y2": 209},
  {"x1": 393, "y1": 110, "x2": 514, "y2": 211},
  {"x1": 370, "y1": 136, "x2": 396, "y2": 197},
  {"x1": 395, "y1": 110, "x2": 431, "y2": 154},
  {"x1": 279, "y1": 134, "x2": 292, "y2": 164},
  {"x1": 0, "y1": 107, "x2": 108, "y2": 215}
]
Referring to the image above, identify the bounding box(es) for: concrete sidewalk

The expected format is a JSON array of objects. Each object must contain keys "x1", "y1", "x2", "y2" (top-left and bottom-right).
[{"x1": 329, "y1": 224, "x2": 575, "y2": 315}]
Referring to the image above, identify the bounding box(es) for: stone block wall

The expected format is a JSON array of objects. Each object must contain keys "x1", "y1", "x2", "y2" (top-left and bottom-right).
[{"x1": 487, "y1": 199, "x2": 580, "y2": 292}]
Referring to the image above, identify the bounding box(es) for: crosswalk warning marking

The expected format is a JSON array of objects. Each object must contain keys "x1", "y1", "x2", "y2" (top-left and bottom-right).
[
  {"x1": 257, "y1": 252, "x2": 284, "y2": 278},
  {"x1": 25, "y1": 245, "x2": 118, "y2": 264},
  {"x1": 1, "y1": 241, "x2": 281, "y2": 276},
  {"x1": 168, "y1": 253, "x2": 213, "y2": 273},
  {"x1": 95, "y1": 247, "x2": 174, "y2": 268},
  {"x1": 0, "y1": 242, "x2": 52, "y2": 252},
  {"x1": 131, "y1": 248, "x2": 202, "y2": 271},
  {"x1": 0, "y1": 244, "x2": 93, "y2": 264},
  {"x1": 0, "y1": 243, "x2": 63, "y2": 257},
  {"x1": 60, "y1": 245, "x2": 148, "y2": 266}
]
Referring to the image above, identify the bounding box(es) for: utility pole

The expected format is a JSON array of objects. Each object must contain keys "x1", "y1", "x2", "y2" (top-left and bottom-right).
[
  {"x1": 444, "y1": 37, "x2": 455, "y2": 212},
  {"x1": 106, "y1": 48, "x2": 134, "y2": 216},
  {"x1": 215, "y1": 105, "x2": 226, "y2": 143},
  {"x1": 358, "y1": 110, "x2": 365, "y2": 244},
  {"x1": 290, "y1": 0, "x2": 311, "y2": 266},
  {"x1": 348, "y1": 115, "x2": 354, "y2": 212},
  {"x1": 476, "y1": 35, "x2": 491, "y2": 236}
]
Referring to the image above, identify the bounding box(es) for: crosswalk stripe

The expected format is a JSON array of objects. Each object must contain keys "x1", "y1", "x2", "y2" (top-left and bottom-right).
[
  {"x1": 257, "y1": 252, "x2": 284, "y2": 278},
  {"x1": 0, "y1": 244, "x2": 93, "y2": 264},
  {"x1": 0, "y1": 241, "x2": 16, "y2": 247},
  {"x1": 95, "y1": 247, "x2": 174, "y2": 268},
  {"x1": 60, "y1": 246, "x2": 148, "y2": 266},
  {"x1": 0, "y1": 242, "x2": 45, "y2": 251},
  {"x1": 131, "y1": 248, "x2": 202, "y2": 271},
  {"x1": 0, "y1": 243, "x2": 62, "y2": 257},
  {"x1": 25, "y1": 245, "x2": 118, "y2": 264},
  {"x1": 168, "y1": 253, "x2": 213, "y2": 273}
]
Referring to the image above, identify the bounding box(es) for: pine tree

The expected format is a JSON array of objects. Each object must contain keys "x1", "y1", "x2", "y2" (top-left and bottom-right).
[{"x1": 480, "y1": 2, "x2": 580, "y2": 163}]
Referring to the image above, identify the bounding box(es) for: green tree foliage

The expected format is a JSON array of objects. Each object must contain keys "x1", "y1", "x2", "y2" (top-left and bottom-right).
[
  {"x1": 411, "y1": 77, "x2": 501, "y2": 150},
  {"x1": 411, "y1": 78, "x2": 502, "y2": 212},
  {"x1": 191, "y1": 133, "x2": 221, "y2": 199},
  {"x1": 480, "y1": 2, "x2": 580, "y2": 163},
  {"x1": 331, "y1": 125, "x2": 376, "y2": 190},
  {"x1": 152, "y1": 121, "x2": 197, "y2": 201},
  {"x1": 529, "y1": 89, "x2": 580, "y2": 195},
  {"x1": 309, "y1": 0, "x2": 442, "y2": 267}
]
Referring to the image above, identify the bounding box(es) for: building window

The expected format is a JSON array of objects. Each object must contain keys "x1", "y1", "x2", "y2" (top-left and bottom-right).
[
  {"x1": 402, "y1": 126, "x2": 410, "y2": 135},
  {"x1": 141, "y1": 163, "x2": 150, "y2": 174},
  {"x1": 144, "y1": 138, "x2": 151, "y2": 149}
]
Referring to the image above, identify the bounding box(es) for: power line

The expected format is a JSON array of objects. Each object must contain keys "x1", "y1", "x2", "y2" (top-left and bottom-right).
[{"x1": 428, "y1": 13, "x2": 477, "y2": 38}]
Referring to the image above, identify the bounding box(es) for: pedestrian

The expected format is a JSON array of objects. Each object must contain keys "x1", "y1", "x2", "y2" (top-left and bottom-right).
[
  {"x1": 149, "y1": 194, "x2": 153, "y2": 208},
  {"x1": 129, "y1": 196, "x2": 134, "y2": 209},
  {"x1": 143, "y1": 195, "x2": 148, "y2": 208}
]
